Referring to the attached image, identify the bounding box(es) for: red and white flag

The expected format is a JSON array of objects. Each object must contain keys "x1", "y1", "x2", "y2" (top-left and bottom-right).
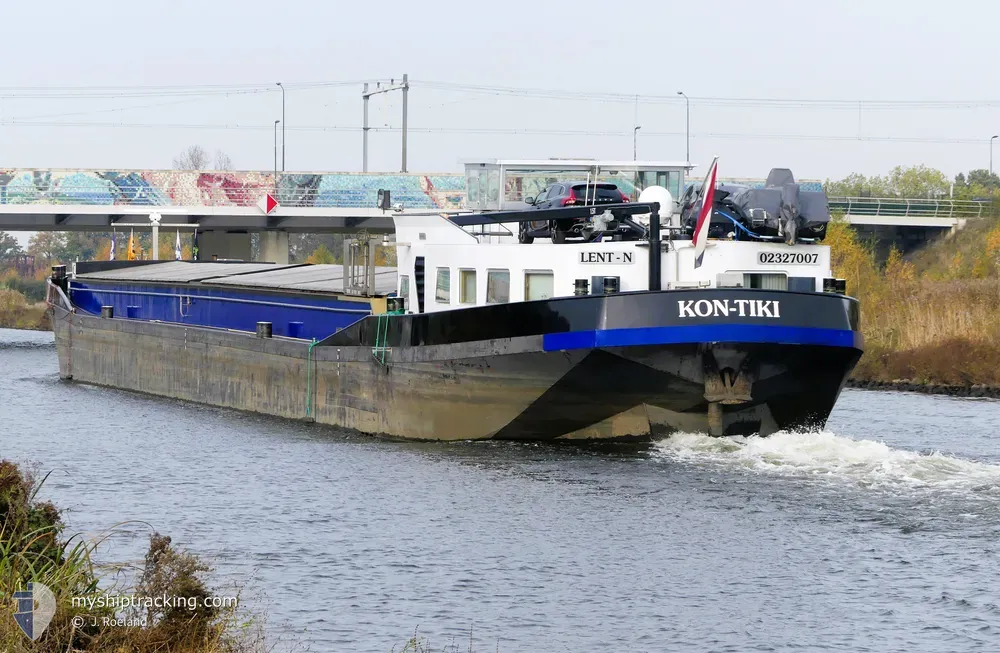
[{"x1": 692, "y1": 156, "x2": 719, "y2": 269}]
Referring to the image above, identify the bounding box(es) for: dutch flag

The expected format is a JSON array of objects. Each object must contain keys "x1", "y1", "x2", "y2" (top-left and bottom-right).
[
  {"x1": 692, "y1": 156, "x2": 719, "y2": 269},
  {"x1": 109, "y1": 232, "x2": 116, "y2": 260},
  {"x1": 175, "y1": 230, "x2": 182, "y2": 260}
]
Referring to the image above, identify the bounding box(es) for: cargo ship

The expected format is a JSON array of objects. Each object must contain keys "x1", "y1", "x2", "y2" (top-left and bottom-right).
[{"x1": 48, "y1": 163, "x2": 862, "y2": 440}]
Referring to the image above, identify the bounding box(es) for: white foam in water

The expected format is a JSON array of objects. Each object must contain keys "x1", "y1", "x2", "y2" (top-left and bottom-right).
[{"x1": 654, "y1": 431, "x2": 1000, "y2": 495}]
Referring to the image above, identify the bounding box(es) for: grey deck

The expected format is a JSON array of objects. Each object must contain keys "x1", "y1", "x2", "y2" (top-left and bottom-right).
[
  {"x1": 211, "y1": 265, "x2": 397, "y2": 294},
  {"x1": 74, "y1": 261, "x2": 398, "y2": 295}
]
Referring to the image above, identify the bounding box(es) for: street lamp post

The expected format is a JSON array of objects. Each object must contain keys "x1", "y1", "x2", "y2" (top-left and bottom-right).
[
  {"x1": 276, "y1": 82, "x2": 285, "y2": 171},
  {"x1": 676, "y1": 91, "x2": 689, "y2": 163},
  {"x1": 633, "y1": 125, "x2": 641, "y2": 161},
  {"x1": 274, "y1": 120, "x2": 280, "y2": 186},
  {"x1": 991, "y1": 135, "x2": 998, "y2": 176}
]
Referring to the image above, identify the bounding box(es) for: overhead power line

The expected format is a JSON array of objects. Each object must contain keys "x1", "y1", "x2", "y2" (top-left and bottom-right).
[
  {"x1": 0, "y1": 80, "x2": 365, "y2": 100},
  {"x1": 0, "y1": 78, "x2": 998, "y2": 109},
  {"x1": 413, "y1": 80, "x2": 1000, "y2": 110},
  {"x1": 0, "y1": 119, "x2": 993, "y2": 145}
]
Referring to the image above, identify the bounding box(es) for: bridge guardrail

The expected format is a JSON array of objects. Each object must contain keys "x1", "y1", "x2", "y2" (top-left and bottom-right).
[{"x1": 829, "y1": 196, "x2": 987, "y2": 219}]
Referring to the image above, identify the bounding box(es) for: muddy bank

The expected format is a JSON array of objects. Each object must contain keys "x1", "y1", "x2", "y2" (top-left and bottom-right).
[{"x1": 846, "y1": 378, "x2": 1000, "y2": 399}]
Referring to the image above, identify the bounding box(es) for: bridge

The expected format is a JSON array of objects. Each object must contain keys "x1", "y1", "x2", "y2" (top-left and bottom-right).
[
  {"x1": 828, "y1": 196, "x2": 986, "y2": 255},
  {"x1": 0, "y1": 168, "x2": 467, "y2": 262},
  {"x1": 0, "y1": 168, "x2": 987, "y2": 262}
]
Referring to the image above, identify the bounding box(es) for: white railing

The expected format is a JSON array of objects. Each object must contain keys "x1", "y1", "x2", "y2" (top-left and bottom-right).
[{"x1": 829, "y1": 196, "x2": 986, "y2": 219}]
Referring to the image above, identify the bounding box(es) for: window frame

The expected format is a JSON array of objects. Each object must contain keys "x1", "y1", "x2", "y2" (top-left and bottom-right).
[
  {"x1": 399, "y1": 274, "x2": 409, "y2": 301},
  {"x1": 524, "y1": 269, "x2": 555, "y2": 301},
  {"x1": 486, "y1": 268, "x2": 511, "y2": 304},
  {"x1": 435, "y1": 267, "x2": 451, "y2": 304},
  {"x1": 459, "y1": 268, "x2": 477, "y2": 305}
]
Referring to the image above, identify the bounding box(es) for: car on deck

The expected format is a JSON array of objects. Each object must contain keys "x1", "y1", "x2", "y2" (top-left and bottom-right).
[{"x1": 519, "y1": 182, "x2": 630, "y2": 243}]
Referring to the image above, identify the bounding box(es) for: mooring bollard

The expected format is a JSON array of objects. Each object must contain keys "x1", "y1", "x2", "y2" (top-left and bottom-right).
[
  {"x1": 257, "y1": 322, "x2": 273, "y2": 338},
  {"x1": 101, "y1": 306, "x2": 114, "y2": 318}
]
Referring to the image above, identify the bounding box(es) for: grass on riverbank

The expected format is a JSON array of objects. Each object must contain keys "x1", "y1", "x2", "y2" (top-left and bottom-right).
[
  {"x1": 827, "y1": 219, "x2": 1000, "y2": 386},
  {"x1": 0, "y1": 460, "x2": 268, "y2": 652},
  {"x1": 0, "y1": 288, "x2": 50, "y2": 331}
]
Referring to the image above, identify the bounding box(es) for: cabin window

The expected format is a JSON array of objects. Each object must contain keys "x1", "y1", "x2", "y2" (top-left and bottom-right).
[
  {"x1": 743, "y1": 273, "x2": 787, "y2": 291},
  {"x1": 399, "y1": 275, "x2": 409, "y2": 301},
  {"x1": 525, "y1": 270, "x2": 554, "y2": 301},
  {"x1": 435, "y1": 268, "x2": 451, "y2": 303},
  {"x1": 486, "y1": 269, "x2": 510, "y2": 303},
  {"x1": 459, "y1": 269, "x2": 477, "y2": 304}
]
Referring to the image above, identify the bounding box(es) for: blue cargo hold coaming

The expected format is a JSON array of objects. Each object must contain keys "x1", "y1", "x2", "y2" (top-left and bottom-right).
[{"x1": 69, "y1": 279, "x2": 373, "y2": 341}]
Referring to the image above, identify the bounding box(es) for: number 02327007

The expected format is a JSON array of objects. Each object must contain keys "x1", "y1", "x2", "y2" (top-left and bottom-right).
[{"x1": 757, "y1": 252, "x2": 820, "y2": 265}]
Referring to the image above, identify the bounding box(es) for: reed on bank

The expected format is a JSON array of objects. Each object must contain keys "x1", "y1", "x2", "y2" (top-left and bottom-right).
[
  {"x1": 827, "y1": 219, "x2": 1000, "y2": 386},
  {"x1": 0, "y1": 460, "x2": 269, "y2": 653}
]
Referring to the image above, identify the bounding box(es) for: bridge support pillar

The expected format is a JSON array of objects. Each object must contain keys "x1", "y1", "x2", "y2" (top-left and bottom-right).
[
  {"x1": 258, "y1": 231, "x2": 289, "y2": 264},
  {"x1": 198, "y1": 231, "x2": 251, "y2": 261}
]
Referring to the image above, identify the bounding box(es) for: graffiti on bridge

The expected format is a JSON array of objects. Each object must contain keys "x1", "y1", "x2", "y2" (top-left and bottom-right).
[{"x1": 0, "y1": 170, "x2": 467, "y2": 210}]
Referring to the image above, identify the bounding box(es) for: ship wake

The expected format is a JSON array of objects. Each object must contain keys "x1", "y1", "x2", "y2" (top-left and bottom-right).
[{"x1": 653, "y1": 430, "x2": 1000, "y2": 499}]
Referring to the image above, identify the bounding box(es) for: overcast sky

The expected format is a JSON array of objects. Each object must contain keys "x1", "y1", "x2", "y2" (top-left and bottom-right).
[{"x1": 1, "y1": 0, "x2": 999, "y2": 183}]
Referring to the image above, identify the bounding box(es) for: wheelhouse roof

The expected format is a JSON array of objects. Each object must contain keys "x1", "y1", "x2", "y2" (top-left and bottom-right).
[{"x1": 461, "y1": 159, "x2": 694, "y2": 171}]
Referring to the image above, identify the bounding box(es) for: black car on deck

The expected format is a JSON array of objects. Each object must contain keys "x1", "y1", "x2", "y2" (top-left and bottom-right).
[{"x1": 519, "y1": 182, "x2": 630, "y2": 243}]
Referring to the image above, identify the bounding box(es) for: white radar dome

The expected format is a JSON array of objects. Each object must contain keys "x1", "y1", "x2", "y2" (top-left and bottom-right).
[{"x1": 636, "y1": 185, "x2": 673, "y2": 226}]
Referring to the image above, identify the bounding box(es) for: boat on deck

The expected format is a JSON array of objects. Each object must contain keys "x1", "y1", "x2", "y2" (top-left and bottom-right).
[{"x1": 48, "y1": 160, "x2": 862, "y2": 440}]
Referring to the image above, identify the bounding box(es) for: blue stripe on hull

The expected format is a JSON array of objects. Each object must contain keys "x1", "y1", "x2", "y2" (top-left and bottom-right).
[{"x1": 542, "y1": 324, "x2": 863, "y2": 352}]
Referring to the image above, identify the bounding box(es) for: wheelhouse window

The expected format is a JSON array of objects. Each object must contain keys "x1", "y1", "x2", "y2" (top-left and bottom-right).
[
  {"x1": 638, "y1": 170, "x2": 682, "y2": 199},
  {"x1": 525, "y1": 270, "x2": 554, "y2": 301},
  {"x1": 743, "y1": 273, "x2": 787, "y2": 291},
  {"x1": 460, "y1": 269, "x2": 477, "y2": 304},
  {"x1": 435, "y1": 268, "x2": 451, "y2": 303},
  {"x1": 399, "y1": 275, "x2": 409, "y2": 301},
  {"x1": 486, "y1": 269, "x2": 510, "y2": 303}
]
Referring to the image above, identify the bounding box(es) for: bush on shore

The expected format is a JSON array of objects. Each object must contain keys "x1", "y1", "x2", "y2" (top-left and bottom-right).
[
  {"x1": 827, "y1": 219, "x2": 1000, "y2": 386},
  {"x1": 0, "y1": 460, "x2": 267, "y2": 652},
  {"x1": 1, "y1": 270, "x2": 48, "y2": 303},
  {"x1": 0, "y1": 288, "x2": 50, "y2": 331}
]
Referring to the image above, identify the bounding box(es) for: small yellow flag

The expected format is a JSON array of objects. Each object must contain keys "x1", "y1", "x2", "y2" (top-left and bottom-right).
[{"x1": 127, "y1": 230, "x2": 137, "y2": 261}]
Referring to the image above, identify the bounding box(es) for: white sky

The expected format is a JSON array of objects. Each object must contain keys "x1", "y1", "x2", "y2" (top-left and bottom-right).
[{"x1": 1, "y1": 0, "x2": 999, "y2": 182}]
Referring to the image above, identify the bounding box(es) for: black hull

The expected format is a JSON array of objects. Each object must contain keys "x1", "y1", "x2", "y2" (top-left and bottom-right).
[
  {"x1": 491, "y1": 343, "x2": 861, "y2": 439},
  {"x1": 51, "y1": 287, "x2": 862, "y2": 441}
]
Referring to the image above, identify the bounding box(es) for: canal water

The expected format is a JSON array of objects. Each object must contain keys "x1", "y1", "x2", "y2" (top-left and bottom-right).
[{"x1": 2, "y1": 328, "x2": 999, "y2": 652}]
